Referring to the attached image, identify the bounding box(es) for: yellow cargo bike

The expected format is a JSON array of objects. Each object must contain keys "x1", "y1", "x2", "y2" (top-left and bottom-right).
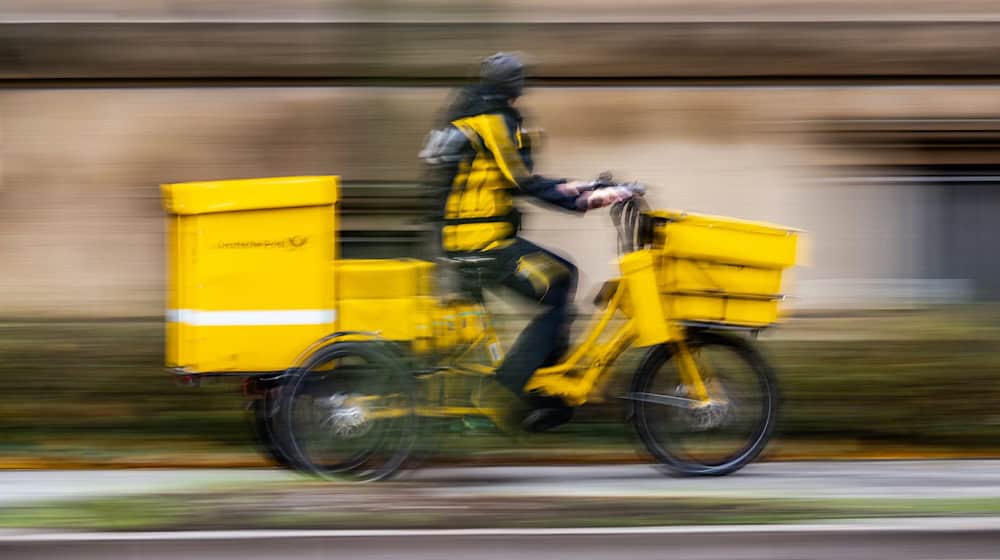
[{"x1": 161, "y1": 175, "x2": 799, "y2": 481}]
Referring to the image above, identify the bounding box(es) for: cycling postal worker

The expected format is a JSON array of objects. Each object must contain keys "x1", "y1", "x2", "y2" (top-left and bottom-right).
[{"x1": 420, "y1": 52, "x2": 634, "y2": 432}]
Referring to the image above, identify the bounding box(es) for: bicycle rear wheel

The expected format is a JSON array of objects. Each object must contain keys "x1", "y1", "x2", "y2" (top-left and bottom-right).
[
  {"x1": 629, "y1": 330, "x2": 778, "y2": 476},
  {"x1": 275, "y1": 341, "x2": 417, "y2": 482}
]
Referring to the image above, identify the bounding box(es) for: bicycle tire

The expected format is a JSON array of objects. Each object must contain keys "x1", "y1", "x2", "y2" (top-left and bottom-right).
[
  {"x1": 629, "y1": 330, "x2": 779, "y2": 477},
  {"x1": 275, "y1": 341, "x2": 418, "y2": 482}
]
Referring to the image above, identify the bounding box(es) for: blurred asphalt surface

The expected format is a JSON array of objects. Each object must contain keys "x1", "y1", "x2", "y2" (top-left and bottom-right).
[
  {"x1": 3, "y1": 462, "x2": 1000, "y2": 558},
  {"x1": 3, "y1": 461, "x2": 1000, "y2": 506}
]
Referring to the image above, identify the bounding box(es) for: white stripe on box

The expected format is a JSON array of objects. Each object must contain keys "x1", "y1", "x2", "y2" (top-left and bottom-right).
[{"x1": 166, "y1": 309, "x2": 336, "y2": 326}]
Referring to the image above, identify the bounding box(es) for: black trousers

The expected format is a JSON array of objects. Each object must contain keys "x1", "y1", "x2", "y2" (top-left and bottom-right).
[{"x1": 486, "y1": 238, "x2": 578, "y2": 395}]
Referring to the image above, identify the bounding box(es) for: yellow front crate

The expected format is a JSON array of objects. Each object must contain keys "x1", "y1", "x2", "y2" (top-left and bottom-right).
[
  {"x1": 648, "y1": 210, "x2": 799, "y2": 328},
  {"x1": 163, "y1": 176, "x2": 339, "y2": 373},
  {"x1": 659, "y1": 259, "x2": 784, "y2": 297},
  {"x1": 664, "y1": 294, "x2": 780, "y2": 327},
  {"x1": 650, "y1": 210, "x2": 797, "y2": 268}
]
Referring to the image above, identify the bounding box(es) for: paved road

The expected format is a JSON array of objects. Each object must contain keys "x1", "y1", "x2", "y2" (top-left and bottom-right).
[
  {"x1": 4, "y1": 461, "x2": 1000, "y2": 505},
  {"x1": 2, "y1": 461, "x2": 1000, "y2": 506},
  {"x1": 1, "y1": 460, "x2": 999, "y2": 506},
  {"x1": 3, "y1": 462, "x2": 1000, "y2": 559},
  {"x1": 3, "y1": 521, "x2": 1000, "y2": 560}
]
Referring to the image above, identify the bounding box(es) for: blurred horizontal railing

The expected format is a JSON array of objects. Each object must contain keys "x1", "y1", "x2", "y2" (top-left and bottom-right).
[
  {"x1": 340, "y1": 182, "x2": 436, "y2": 259},
  {"x1": 6, "y1": 21, "x2": 1000, "y2": 83}
]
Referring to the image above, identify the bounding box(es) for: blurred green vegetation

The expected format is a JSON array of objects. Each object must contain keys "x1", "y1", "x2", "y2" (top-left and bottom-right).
[{"x1": 2, "y1": 308, "x2": 1000, "y2": 465}]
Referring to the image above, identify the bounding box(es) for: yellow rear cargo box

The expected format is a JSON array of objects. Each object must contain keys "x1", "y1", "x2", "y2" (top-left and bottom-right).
[{"x1": 163, "y1": 176, "x2": 339, "y2": 373}]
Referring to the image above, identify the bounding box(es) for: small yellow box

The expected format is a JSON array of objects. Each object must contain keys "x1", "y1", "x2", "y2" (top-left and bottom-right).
[
  {"x1": 338, "y1": 296, "x2": 438, "y2": 343},
  {"x1": 162, "y1": 176, "x2": 339, "y2": 373},
  {"x1": 337, "y1": 259, "x2": 435, "y2": 299}
]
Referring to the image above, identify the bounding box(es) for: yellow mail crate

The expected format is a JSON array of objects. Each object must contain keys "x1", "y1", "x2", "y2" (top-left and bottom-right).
[
  {"x1": 163, "y1": 176, "x2": 339, "y2": 373},
  {"x1": 650, "y1": 210, "x2": 797, "y2": 269},
  {"x1": 647, "y1": 210, "x2": 798, "y2": 328},
  {"x1": 659, "y1": 259, "x2": 784, "y2": 297}
]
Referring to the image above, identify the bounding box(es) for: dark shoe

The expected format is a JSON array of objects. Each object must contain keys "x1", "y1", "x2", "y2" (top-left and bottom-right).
[
  {"x1": 521, "y1": 396, "x2": 575, "y2": 433},
  {"x1": 474, "y1": 378, "x2": 527, "y2": 434}
]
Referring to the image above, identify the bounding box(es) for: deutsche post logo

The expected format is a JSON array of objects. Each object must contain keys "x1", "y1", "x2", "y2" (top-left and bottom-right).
[{"x1": 216, "y1": 236, "x2": 310, "y2": 250}]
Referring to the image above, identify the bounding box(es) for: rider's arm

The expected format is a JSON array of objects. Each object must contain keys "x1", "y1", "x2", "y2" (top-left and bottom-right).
[{"x1": 474, "y1": 113, "x2": 584, "y2": 212}]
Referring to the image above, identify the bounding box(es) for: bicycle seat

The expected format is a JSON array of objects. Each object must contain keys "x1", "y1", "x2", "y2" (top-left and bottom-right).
[
  {"x1": 441, "y1": 254, "x2": 496, "y2": 267},
  {"x1": 436, "y1": 255, "x2": 497, "y2": 301}
]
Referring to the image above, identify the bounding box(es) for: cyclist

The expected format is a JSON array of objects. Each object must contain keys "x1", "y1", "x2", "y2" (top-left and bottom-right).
[{"x1": 420, "y1": 52, "x2": 634, "y2": 431}]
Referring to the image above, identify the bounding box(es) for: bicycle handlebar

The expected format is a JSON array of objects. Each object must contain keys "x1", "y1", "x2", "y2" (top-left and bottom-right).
[{"x1": 577, "y1": 179, "x2": 646, "y2": 196}]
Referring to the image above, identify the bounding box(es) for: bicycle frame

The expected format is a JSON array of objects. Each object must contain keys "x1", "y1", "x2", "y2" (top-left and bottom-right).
[{"x1": 426, "y1": 274, "x2": 713, "y2": 412}]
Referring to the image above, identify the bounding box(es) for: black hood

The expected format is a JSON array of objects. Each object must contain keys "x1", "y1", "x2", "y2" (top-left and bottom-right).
[{"x1": 444, "y1": 84, "x2": 521, "y2": 124}]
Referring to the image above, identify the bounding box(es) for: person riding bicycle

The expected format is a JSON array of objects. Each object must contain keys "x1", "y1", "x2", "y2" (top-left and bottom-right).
[{"x1": 420, "y1": 52, "x2": 634, "y2": 431}]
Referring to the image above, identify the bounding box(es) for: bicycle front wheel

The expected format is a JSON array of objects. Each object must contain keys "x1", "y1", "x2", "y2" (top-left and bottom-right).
[{"x1": 629, "y1": 330, "x2": 778, "y2": 477}]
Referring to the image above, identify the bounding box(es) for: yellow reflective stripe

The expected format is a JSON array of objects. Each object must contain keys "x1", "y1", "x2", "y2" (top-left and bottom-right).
[
  {"x1": 516, "y1": 256, "x2": 551, "y2": 296},
  {"x1": 453, "y1": 123, "x2": 484, "y2": 153},
  {"x1": 517, "y1": 253, "x2": 570, "y2": 298},
  {"x1": 483, "y1": 239, "x2": 516, "y2": 251},
  {"x1": 525, "y1": 252, "x2": 570, "y2": 281}
]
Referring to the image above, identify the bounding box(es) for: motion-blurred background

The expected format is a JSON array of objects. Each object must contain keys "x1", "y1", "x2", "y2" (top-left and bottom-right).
[{"x1": 3, "y1": 0, "x2": 1000, "y2": 467}]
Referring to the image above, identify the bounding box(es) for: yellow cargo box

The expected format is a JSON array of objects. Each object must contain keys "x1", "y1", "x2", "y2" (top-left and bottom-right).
[
  {"x1": 650, "y1": 210, "x2": 798, "y2": 269},
  {"x1": 338, "y1": 296, "x2": 436, "y2": 342},
  {"x1": 659, "y1": 258, "x2": 784, "y2": 297},
  {"x1": 337, "y1": 259, "x2": 435, "y2": 299},
  {"x1": 163, "y1": 176, "x2": 339, "y2": 373},
  {"x1": 664, "y1": 294, "x2": 780, "y2": 328}
]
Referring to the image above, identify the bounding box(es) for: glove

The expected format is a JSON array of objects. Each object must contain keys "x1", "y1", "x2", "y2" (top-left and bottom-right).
[{"x1": 578, "y1": 186, "x2": 634, "y2": 210}]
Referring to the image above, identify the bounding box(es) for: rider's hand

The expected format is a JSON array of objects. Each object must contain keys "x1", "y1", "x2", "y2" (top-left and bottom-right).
[
  {"x1": 577, "y1": 186, "x2": 634, "y2": 210},
  {"x1": 556, "y1": 180, "x2": 589, "y2": 197}
]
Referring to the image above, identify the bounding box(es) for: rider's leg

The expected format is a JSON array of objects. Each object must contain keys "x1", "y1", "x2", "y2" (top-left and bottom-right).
[{"x1": 492, "y1": 239, "x2": 577, "y2": 395}]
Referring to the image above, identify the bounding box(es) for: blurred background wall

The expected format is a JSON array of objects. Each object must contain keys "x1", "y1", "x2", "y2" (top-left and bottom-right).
[{"x1": 5, "y1": 1, "x2": 1000, "y2": 317}]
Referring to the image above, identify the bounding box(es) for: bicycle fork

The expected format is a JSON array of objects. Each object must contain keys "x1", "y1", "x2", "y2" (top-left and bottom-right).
[
  {"x1": 625, "y1": 339, "x2": 715, "y2": 412},
  {"x1": 673, "y1": 340, "x2": 711, "y2": 403}
]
